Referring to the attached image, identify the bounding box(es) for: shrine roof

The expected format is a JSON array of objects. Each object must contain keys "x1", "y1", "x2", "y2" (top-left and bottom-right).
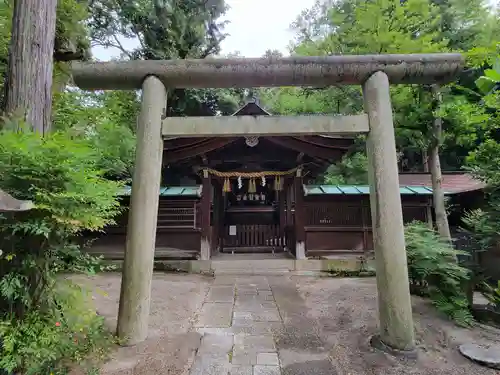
[
  {"x1": 120, "y1": 186, "x2": 201, "y2": 197},
  {"x1": 304, "y1": 185, "x2": 437, "y2": 196},
  {"x1": 398, "y1": 172, "x2": 485, "y2": 194},
  {"x1": 118, "y1": 182, "x2": 473, "y2": 197}
]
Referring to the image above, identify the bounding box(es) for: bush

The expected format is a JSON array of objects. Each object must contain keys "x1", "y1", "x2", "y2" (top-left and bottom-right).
[
  {"x1": 405, "y1": 221, "x2": 473, "y2": 326},
  {"x1": 0, "y1": 281, "x2": 115, "y2": 374},
  {"x1": 0, "y1": 127, "x2": 124, "y2": 373}
]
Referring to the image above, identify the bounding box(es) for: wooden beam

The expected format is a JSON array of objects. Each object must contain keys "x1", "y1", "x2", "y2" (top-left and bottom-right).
[
  {"x1": 163, "y1": 138, "x2": 237, "y2": 163},
  {"x1": 295, "y1": 135, "x2": 354, "y2": 149},
  {"x1": 162, "y1": 114, "x2": 369, "y2": 137},
  {"x1": 268, "y1": 137, "x2": 345, "y2": 161},
  {"x1": 72, "y1": 53, "x2": 464, "y2": 90}
]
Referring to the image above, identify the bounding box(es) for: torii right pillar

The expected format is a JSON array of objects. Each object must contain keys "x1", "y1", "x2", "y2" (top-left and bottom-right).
[{"x1": 363, "y1": 71, "x2": 416, "y2": 355}]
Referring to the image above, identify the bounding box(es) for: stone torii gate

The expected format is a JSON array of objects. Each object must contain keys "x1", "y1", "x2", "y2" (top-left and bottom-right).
[{"x1": 72, "y1": 53, "x2": 464, "y2": 355}]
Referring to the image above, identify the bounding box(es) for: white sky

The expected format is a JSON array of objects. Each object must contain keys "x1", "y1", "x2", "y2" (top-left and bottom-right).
[{"x1": 92, "y1": 0, "x2": 317, "y2": 61}]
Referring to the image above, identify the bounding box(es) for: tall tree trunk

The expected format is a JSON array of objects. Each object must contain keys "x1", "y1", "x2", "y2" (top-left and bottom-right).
[
  {"x1": 3, "y1": 0, "x2": 58, "y2": 134},
  {"x1": 430, "y1": 84, "x2": 452, "y2": 242},
  {"x1": 422, "y1": 148, "x2": 434, "y2": 229}
]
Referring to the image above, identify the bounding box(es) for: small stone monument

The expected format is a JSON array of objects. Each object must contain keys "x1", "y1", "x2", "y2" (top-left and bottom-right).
[{"x1": 0, "y1": 188, "x2": 33, "y2": 212}]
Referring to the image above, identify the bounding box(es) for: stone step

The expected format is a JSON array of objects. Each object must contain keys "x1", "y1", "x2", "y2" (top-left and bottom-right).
[
  {"x1": 221, "y1": 247, "x2": 286, "y2": 254},
  {"x1": 211, "y1": 259, "x2": 294, "y2": 270},
  {"x1": 214, "y1": 269, "x2": 291, "y2": 276}
]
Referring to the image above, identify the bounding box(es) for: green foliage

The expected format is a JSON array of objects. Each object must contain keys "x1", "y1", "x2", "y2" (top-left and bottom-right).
[
  {"x1": 0, "y1": 281, "x2": 115, "y2": 374},
  {"x1": 87, "y1": 0, "x2": 244, "y2": 116},
  {"x1": 481, "y1": 280, "x2": 500, "y2": 310},
  {"x1": 405, "y1": 222, "x2": 473, "y2": 326},
  {"x1": 464, "y1": 60, "x2": 500, "y2": 252},
  {"x1": 0, "y1": 0, "x2": 90, "y2": 95},
  {"x1": 475, "y1": 59, "x2": 500, "y2": 95},
  {"x1": 278, "y1": 0, "x2": 500, "y2": 172},
  {"x1": 323, "y1": 152, "x2": 368, "y2": 185},
  {"x1": 0, "y1": 126, "x2": 123, "y2": 373},
  {"x1": 53, "y1": 90, "x2": 138, "y2": 180},
  {"x1": 0, "y1": 127, "x2": 123, "y2": 234}
]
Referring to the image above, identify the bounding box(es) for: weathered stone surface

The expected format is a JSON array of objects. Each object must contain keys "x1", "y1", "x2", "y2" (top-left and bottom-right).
[
  {"x1": 257, "y1": 353, "x2": 280, "y2": 366},
  {"x1": 231, "y1": 351, "x2": 257, "y2": 365},
  {"x1": 163, "y1": 114, "x2": 369, "y2": 137},
  {"x1": 459, "y1": 343, "x2": 500, "y2": 369},
  {"x1": 197, "y1": 333, "x2": 233, "y2": 355},
  {"x1": 194, "y1": 302, "x2": 233, "y2": 328},
  {"x1": 0, "y1": 189, "x2": 33, "y2": 212},
  {"x1": 231, "y1": 320, "x2": 282, "y2": 335},
  {"x1": 230, "y1": 365, "x2": 253, "y2": 375},
  {"x1": 206, "y1": 285, "x2": 235, "y2": 303},
  {"x1": 72, "y1": 53, "x2": 464, "y2": 91},
  {"x1": 116, "y1": 76, "x2": 167, "y2": 345},
  {"x1": 234, "y1": 334, "x2": 276, "y2": 351},
  {"x1": 281, "y1": 359, "x2": 338, "y2": 375},
  {"x1": 189, "y1": 333, "x2": 233, "y2": 375},
  {"x1": 195, "y1": 327, "x2": 233, "y2": 336},
  {"x1": 189, "y1": 357, "x2": 231, "y2": 375},
  {"x1": 253, "y1": 365, "x2": 281, "y2": 375},
  {"x1": 363, "y1": 71, "x2": 415, "y2": 351}
]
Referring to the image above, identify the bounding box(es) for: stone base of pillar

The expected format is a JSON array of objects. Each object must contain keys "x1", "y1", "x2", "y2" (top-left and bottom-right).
[
  {"x1": 295, "y1": 241, "x2": 306, "y2": 260},
  {"x1": 370, "y1": 335, "x2": 418, "y2": 359},
  {"x1": 200, "y1": 238, "x2": 210, "y2": 260}
]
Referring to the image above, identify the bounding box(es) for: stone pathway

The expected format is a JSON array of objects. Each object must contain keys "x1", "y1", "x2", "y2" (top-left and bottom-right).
[
  {"x1": 81, "y1": 273, "x2": 500, "y2": 375},
  {"x1": 189, "y1": 276, "x2": 285, "y2": 375}
]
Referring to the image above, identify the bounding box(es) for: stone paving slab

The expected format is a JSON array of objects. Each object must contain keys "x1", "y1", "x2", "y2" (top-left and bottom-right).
[
  {"x1": 189, "y1": 356, "x2": 231, "y2": 375},
  {"x1": 194, "y1": 302, "x2": 234, "y2": 328},
  {"x1": 197, "y1": 333, "x2": 234, "y2": 355},
  {"x1": 231, "y1": 351, "x2": 258, "y2": 365},
  {"x1": 234, "y1": 334, "x2": 276, "y2": 351},
  {"x1": 230, "y1": 365, "x2": 253, "y2": 375},
  {"x1": 231, "y1": 320, "x2": 283, "y2": 335},
  {"x1": 253, "y1": 365, "x2": 281, "y2": 375},
  {"x1": 257, "y1": 353, "x2": 280, "y2": 366},
  {"x1": 189, "y1": 275, "x2": 286, "y2": 375},
  {"x1": 206, "y1": 285, "x2": 235, "y2": 303}
]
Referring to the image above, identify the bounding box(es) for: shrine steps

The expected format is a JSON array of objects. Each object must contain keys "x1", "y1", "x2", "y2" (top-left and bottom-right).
[{"x1": 220, "y1": 246, "x2": 287, "y2": 254}]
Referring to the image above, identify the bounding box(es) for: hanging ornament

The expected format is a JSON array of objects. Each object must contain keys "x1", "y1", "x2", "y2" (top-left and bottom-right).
[
  {"x1": 223, "y1": 178, "x2": 231, "y2": 193},
  {"x1": 237, "y1": 176, "x2": 243, "y2": 189},
  {"x1": 261, "y1": 176, "x2": 266, "y2": 187},
  {"x1": 248, "y1": 178, "x2": 256, "y2": 193},
  {"x1": 274, "y1": 176, "x2": 283, "y2": 191}
]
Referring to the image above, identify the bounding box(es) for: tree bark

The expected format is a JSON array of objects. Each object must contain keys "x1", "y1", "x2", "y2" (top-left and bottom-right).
[
  {"x1": 3, "y1": 0, "x2": 58, "y2": 134},
  {"x1": 430, "y1": 84, "x2": 452, "y2": 242},
  {"x1": 422, "y1": 148, "x2": 434, "y2": 229}
]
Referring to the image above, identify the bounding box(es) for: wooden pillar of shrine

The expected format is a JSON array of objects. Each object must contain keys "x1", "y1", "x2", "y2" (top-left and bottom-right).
[
  {"x1": 212, "y1": 179, "x2": 223, "y2": 255},
  {"x1": 200, "y1": 169, "x2": 212, "y2": 260},
  {"x1": 294, "y1": 169, "x2": 306, "y2": 259},
  {"x1": 363, "y1": 71, "x2": 415, "y2": 354},
  {"x1": 117, "y1": 75, "x2": 166, "y2": 346}
]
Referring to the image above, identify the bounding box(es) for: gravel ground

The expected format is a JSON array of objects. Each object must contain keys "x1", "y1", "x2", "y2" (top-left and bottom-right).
[
  {"x1": 70, "y1": 272, "x2": 211, "y2": 375},
  {"x1": 71, "y1": 273, "x2": 500, "y2": 375},
  {"x1": 295, "y1": 276, "x2": 500, "y2": 375}
]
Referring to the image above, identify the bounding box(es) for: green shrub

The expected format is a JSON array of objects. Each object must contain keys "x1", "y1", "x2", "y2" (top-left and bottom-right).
[
  {"x1": 0, "y1": 127, "x2": 124, "y2": 373},
  {"x1": 0, "y1": 280, "x2": 115, "y2": 374},
  {"x1": 405, "y1": 221, "x2": 473, "y2": 326}
]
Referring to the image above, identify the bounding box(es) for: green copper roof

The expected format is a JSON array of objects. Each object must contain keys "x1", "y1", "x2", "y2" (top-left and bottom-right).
[
  {"x1": 303, "y1": 185, "x2": 441, "y2": 196},
  {"x1": 119, "y1": 184, "x2": 447, "y2": 197},
  {"x1": 120, "y1": 185, "x2": 201, "y2": 197}
]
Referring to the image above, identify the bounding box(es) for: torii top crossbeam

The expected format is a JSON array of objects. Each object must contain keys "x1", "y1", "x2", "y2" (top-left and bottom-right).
[{"x1": 72, "y1": 53, "x2": 464, "y2": 90}]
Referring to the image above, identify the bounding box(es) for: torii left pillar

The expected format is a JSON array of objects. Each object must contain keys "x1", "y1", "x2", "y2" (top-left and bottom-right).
[{"x1": 117, "y1": 76, "x2": 166, "y2": 345}]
